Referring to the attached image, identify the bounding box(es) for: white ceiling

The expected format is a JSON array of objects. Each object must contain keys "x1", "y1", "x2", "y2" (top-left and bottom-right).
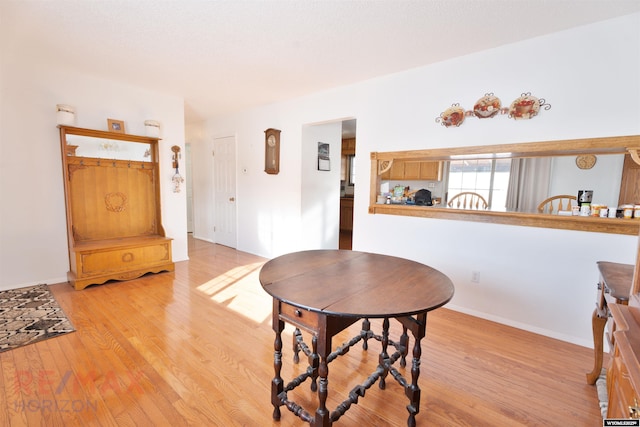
[{"x1": 4, "y1": 1, "x2": 640, "y2": 123}]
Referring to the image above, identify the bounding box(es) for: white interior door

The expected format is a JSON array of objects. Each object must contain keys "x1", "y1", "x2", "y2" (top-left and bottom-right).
[{"x1": 213, "y1": 136, "x2": 237, "y2": 248}]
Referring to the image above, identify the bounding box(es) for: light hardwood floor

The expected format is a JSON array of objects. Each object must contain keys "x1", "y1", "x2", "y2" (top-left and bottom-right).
[{"x1": 0, "y1": 236, "x2": 603, "y2": 426}]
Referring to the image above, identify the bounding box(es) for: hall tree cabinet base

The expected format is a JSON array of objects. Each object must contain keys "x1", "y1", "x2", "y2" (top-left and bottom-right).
[
  {"x1": 59, "y1": 125, "x2": 174, "y2": 290},
  {"x1": 67, "y1": 236, "x2": 174, "y2": 291}
]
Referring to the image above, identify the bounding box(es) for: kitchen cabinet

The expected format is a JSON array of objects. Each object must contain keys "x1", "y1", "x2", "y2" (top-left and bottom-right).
[
  {"x1": 403, "y1": 162, "x2": 421, "y2": 180},
  {"x1": 419, "y1": 161, "x2": 442, "y2": 180},
  {"x1": 342, "y1": 138, "x2": 356, "y2": 156},
  {"x1": 340, "y1": 198, "x2": 354, "y2": 231},
  {"x1": 381, "y1": 160, "x2": 442, "y2": 181},
  {"x1": 386, "y1": 161, "x2": 405, "y2": 180}
]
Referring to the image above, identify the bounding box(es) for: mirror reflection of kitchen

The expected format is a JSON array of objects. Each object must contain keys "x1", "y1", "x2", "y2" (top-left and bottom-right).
[{"x1": 339, "y1": 120, "x2": 356, "y2": 250}]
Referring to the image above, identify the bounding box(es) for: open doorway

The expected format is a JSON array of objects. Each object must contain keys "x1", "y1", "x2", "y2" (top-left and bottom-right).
[
  {"x1": 300, "y1": 118, "x2": 356, "y2": 251},
  {"x1": 339, "y1": 119, "x2": 356, "y2": 250}
]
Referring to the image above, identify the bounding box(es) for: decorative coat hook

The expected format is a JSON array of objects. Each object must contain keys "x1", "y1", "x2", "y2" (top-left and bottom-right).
[{"x1": 171, "y1": 145, "x2": 184, "y2": 193}]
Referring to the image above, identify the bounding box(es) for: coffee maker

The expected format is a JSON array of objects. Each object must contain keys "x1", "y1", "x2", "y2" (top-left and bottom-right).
[{"x1": 577, "y1": 190, "x2": 593, "y2": 215}]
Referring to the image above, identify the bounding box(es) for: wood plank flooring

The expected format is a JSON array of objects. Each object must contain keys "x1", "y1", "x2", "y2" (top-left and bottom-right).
[{"x1": 0, "y1": 236, "x2": 604, "y2": 426}]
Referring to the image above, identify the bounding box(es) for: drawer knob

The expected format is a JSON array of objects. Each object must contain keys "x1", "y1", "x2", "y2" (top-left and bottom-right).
[
  {"x1": 122, "y1": 252, "x2": 134, "y2": 263},
  {"x1": 294, "y1": 309, "x2": 302, "y2": 317}
]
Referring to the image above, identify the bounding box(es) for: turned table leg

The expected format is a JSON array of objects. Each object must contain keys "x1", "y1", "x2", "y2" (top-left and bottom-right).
[
  {"x1": 361, "y1": 318, "x2": 371, "y2": 350},
  {"x1": 378, "y1": 317, "x2": 390, "y2": 390},
  {"x1": 314, "y1": 326, "x2": 332, "y2": 427},
  {"x1": 272, "y1": 316, "x2": 284, "y2": 420},
  {"x1": 406, "y1": 313, "x2": 426, "y2": 427},
  {"x1": 586, "y1": 307, "x2": 607, "y2": 385},
  {"x1": 400, "y1": 325, "x2": 409, "y2": 368}
]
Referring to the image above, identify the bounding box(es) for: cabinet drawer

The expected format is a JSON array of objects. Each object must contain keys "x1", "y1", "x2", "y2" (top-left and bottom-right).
[
  {"x1": 280, "y1": 302, "x2": 320, "y2": 332},
  {"x1": 608, "y1": 355, "x2": 639, "y2": 418},
  {"x1": 79, "y1": 242, "x2": 171, "y2": 276}
]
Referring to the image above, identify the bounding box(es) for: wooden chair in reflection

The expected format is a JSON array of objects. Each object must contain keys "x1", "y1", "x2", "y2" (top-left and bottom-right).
[
  {"x1": 447, "y1": 192, "x2": 488, "y2": 210},
  {"x1": 537, "y1": 195, "x2": 577, "y2": 214}
]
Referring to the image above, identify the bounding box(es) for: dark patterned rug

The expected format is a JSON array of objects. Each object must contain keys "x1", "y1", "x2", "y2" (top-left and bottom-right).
[{"x1": 0, "y1": 284, "x2": 75, "y2": 352}]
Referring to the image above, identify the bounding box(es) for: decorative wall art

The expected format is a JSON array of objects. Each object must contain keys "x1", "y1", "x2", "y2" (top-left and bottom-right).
[
  {"x1": 436, "y1": 92, "x2": 551, "y2": 127},
  {"x1": 107, "y1": 118, "x2": 125, "y2": 133},
  {"x1": 576, "y1": 154, "x2": 597, "y2": 170},
  {"x1": 318, "y1": 142, "x2": 330, "y2": 171},
  {"x1": 171, "y1": 145, "x2": 184, "y2": 193}
]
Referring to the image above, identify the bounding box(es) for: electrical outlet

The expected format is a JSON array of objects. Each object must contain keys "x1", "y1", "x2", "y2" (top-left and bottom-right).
[{"x1": 471, "y1": 271, "x2": 480, "y2": 283}]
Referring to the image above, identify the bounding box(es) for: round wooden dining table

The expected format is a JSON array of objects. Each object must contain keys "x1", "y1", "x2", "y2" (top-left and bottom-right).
[{"x1": 260, "y1": 249, "x2": 454, "y2": 427}]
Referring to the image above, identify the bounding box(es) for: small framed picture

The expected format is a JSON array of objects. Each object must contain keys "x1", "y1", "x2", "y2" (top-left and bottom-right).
[
  {"x1": 107, "y1": 119, "x2": 125, "y2": 134},
  {"x1": 317, "y1": 142, "x2": 330, "y2": 171}
]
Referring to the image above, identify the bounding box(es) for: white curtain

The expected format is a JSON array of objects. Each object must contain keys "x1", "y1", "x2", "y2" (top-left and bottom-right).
[{"x1": 505, "y1": 157, "x2": 552, "y2": 213}]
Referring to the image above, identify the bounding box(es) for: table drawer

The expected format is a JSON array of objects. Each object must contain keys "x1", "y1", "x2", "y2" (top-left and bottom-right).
[{"x1": 280, "y1": 302, "x2": 320, "y2": 332}]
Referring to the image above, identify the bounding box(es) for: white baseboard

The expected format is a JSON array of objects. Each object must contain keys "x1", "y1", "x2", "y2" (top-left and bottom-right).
[
  {"x1": 445, "y1": 304, "x2": 594, "y2": 349},
  {"x1": 0, "y1": 276, "x2": 69, "y2": 292}
]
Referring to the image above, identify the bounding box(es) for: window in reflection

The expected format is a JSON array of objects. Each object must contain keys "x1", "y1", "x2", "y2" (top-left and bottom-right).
[
  {"x1": 506, "y1": 157, "x2": 552, "y2": 213},
  {"x1": 66, "y1": 134, "x2": 152, "y2": 162},
  {"x1": 446, "y1": 158, "x2": 511, "y2": 211},
  {"x1": 348, "y1": 155, "x2": 356, "y2": 185}
]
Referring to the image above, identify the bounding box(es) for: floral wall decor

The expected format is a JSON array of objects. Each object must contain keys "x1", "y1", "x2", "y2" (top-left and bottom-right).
[{"x1": 436, "y1": 92, "x2": 551, "y2": 127}]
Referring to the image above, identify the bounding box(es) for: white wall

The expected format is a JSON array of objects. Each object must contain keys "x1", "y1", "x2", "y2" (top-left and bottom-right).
[
  {"x1": 0, "y1": 57, "x2": 189, "y2": 290},
  {"x1": 301, "y1": 122, "x2": 342, "y2": 250},
  {"x1": 191, "y1": 13, "x2": 640, "y2": 347}
]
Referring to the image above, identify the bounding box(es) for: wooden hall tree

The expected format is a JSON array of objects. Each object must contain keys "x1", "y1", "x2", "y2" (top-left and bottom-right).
[{"x1": 58, "y1": 125, "x2": 174, "y2": 290}]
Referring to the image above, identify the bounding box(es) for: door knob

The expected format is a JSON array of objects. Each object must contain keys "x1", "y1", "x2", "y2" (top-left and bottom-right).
[{"x1": 229, "y1": 197, "x2": 235, "y2": 202}]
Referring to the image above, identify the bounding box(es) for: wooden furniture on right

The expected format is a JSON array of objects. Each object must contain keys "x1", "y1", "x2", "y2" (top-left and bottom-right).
[
  {"x1": 586, "y1": 261, "x2": 632, "y2": 384},
  {"x1": 608, "y1": 299, "x2": 640, "y2": 419},
  {"x1": 537, "y1": 195, "x2": 577, "y2": 214},
  {"x1": 605, "y1": 230, "x2": 640, "y2": 420},
  {"x1": 59, "y1": 125, "x2": 174, "y2": 290},
  {"x1": 447, "y1": 192, "x2": 488, "y2": 210}
]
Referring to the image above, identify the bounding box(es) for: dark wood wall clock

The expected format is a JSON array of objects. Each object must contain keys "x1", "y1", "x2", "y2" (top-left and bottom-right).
[{"x1": 264, "y1": 128, "x2": 281, "y2": 174}]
